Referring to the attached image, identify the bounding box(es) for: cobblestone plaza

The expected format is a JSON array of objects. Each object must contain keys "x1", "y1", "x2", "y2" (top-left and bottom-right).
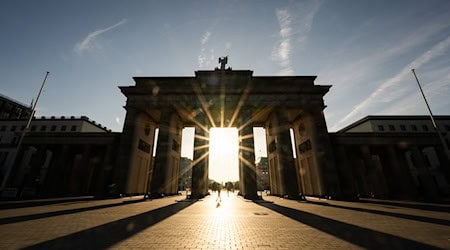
[{"x1": 0, "y1": 193, "x2": 449, "y2": 249}]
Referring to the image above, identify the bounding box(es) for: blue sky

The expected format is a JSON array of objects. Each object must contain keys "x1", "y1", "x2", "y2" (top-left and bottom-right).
[{"x1": 2, "y1": 1, "x2": 450, "y2": 180}]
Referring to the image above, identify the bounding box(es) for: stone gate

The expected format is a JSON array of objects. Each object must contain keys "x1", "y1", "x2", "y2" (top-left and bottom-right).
[{"x1": 116, "y1": 64, "x2": 340, "y2": 199}]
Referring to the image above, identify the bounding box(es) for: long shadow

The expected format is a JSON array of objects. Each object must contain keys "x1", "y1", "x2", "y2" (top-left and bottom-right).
[
  {"x1": 0, "y1": 198, "x2": 147, "y2": 225},
  {"x1": 0, "y1": 197, "x2": 95, "y2": 210},
  {"x1": 305, "y1": 200, "x2": 450, "y2": 227},
  {"x1": 359, "y1": 199, "x2": 450, "y2": 213},
  {"x1": 22, "y1": 200, "x2": 195, "y2": 250},
  {"x1": 255, "y1": 202, "x2": 439, "y2": 250}
]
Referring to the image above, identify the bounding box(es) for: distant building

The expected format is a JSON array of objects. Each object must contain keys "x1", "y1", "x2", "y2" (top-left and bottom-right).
[
  {"x1": 178, "y1": 157, "x2": 192, "y2": 190},
  {"x1": 0, "y1": 96, "x2": 117, "y2": 198},
  {"x1": 329, "y1": 115, "x2": 450, "y2": 200},
  {"x1": 337, "y1": 115, "x2": 450, "y2": 139},
  {"x1": 0, "y1": 94, "x2": 32, "y2": 120},
  {"x1": 256, "y1": 157, "x2": 269, "y2": 190},
  {"x1": 0, "y1": 115, "x2": 110, "y2": 136}
]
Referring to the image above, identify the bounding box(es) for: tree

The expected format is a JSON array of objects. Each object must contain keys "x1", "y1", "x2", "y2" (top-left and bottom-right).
[
  {"x1": 225, "y1": 181, "x2": 234, "y2": 191},
  {"x1": 233, "y1": 181, "x2": 239, "y2": 190},
  {"x1": 208, "y1": 180, "x2": 221, "y2": 191}
]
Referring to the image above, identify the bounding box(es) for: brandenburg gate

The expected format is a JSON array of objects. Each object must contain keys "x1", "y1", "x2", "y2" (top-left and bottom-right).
[{"x1": 116, "y1": 58, "x2": 341, "y2": 199}]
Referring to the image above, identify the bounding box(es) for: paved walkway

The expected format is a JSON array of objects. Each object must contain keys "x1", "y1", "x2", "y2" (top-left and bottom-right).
[{"x1": 0, "y1": 193, "x2": 448, "y2": 249}]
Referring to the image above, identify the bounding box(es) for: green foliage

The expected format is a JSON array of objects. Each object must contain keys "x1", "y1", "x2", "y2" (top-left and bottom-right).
[
  {"x1": 208, "y1": 180, "x2": 221, "y2": 191},
  {"x1": 233, "y1": 181, "x2": 239, "y2": 190},
  {"x1": 225, "y1": 181, "x2": 234, "y2": 190}
]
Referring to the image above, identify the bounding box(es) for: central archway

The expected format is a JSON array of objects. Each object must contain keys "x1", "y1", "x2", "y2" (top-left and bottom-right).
[{"x1": 208, "y1": 128, "x2": 239, "y2": 184}]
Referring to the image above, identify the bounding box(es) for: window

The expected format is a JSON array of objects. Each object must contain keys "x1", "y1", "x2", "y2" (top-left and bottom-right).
[
  {"x1": 389, "y1": 125, "x2": 396, "y2": 131},
  {"x1": 411, "y1": 125, "x2": 418, "y2": 131},
  {"x1": 422, "y1": 125, "x2": 429, "y2": 131},
  {"x1": 40, "y1": 126, "x2": 46, "y2": 131},
  {"x1": 377, "y1": 125, "x2": 384, "y2": 131},
  {"x1": 51, "y1": 125, "x2": 57, "y2": 131},
  {"x1": 400, "y1": 125, "x2": 406, "y2": 131},
  {"x1": 10, "y1": 125, "x2": 17, "y2": 132},
  {"x1": 70, "y1": 125, "x2": 77, "y2": 131},
  {"x1": 61, "y1": 125, "x2": 67, "y2": 131},
  {"x1": 0, "y1": 126, "x2": 6, "y2": 131},
  {"x1": 31, "y1": 126, "x2": 36, "y2": 131}
]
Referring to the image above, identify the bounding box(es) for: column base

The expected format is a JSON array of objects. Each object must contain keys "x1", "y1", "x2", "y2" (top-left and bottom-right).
[
  {"x1": 190, "y1": 193, "x2": 206, "y2": 199},
  {"x1": 148, "y1": 192, "x2": 166, "y2": 199},
  {"x1": 329, "y1": 193, "x2": 360, "y2": 201},
  {"x1": 243, "y1": 192, "x2": 260, "y2": 200},
  {"x1": 281, "y1": 193, "x2": 306, "y2": 200}
]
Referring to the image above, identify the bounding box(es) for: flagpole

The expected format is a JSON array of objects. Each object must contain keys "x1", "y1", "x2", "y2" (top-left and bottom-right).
[
  {"x1": 411, "y1": 69, "x2": 450, "y2": 160},
  {"x1": 0, "y1": 72, "x2": 50, "y2": 191}
]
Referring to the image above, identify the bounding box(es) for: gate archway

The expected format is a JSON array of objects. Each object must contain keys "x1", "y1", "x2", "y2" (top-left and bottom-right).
[{"x1": 116, "y1": 64, "x2": 340, "y2": 199}]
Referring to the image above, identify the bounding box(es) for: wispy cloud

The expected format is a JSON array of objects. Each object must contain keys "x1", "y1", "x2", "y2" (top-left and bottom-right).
[
  {"x1": 198, "y1": 31, "x2": 215, "y2": 68},
  {"x1": 272, "y1": 9, "x2": 293, "y2": 75},
  {"x1": 74, "y1": 19, "x2": 127, "y2": 54},
  {"x1": 377, "y1": 62, "x2": 450, "y2": 116},
  {"x1": 381, "y1": 75, "x2": 450, "y2": 115},
  {"x1": 201, "y1": 31, "x2": 211, "y2": 45},
  {"x1": 115, "y1": 116, "x2": 121, "y2": 125},
  {"x1": 319, "y1": 12, "x2": 450, "y2": 131},
  {"x1": 271, "y1": 1, "x2": 323, "y2": 75},
  {"x1": 319, "y1": 17, "x2": 450, "y2": 97},
  {"x1": 225, "y1": 42, "x2": 232, "y2": 50},
  {"x1": 332, "y1": 34, "x2": 450, "y2": 130}
]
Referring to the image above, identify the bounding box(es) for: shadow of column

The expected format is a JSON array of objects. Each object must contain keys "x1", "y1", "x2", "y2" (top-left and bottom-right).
[
  {"x1": 0, "y1": 198, "x2": 148, "y2": 225},
  {"x1": 304, "y1": 200, "x2": 450, "y2": 226},
  {"x1": 254, "y1": 201, "x2": 439, "y2": 249},
  {"x1": 22, "y1": 200, "x2": 195, "y2": 250}
]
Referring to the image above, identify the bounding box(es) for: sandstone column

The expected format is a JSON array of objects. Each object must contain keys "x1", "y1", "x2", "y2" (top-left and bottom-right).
[
  {"x1": 191, "y1": 115, "x2": 209, "y2": 199},
  {"x1": 151, "y1": 108, "x2": 176, "y2": 197},
  {"x1": 115, "y1": 108, "x2": 139, "y2": 195},
  {"x1": 274, "y1": 109, "x2": 299, "y2": 198},
  {"x1": 238, "y1": 108, "x2": 257, "y2": 199},
  {"x1": 334, "y1": 145, "x2": 358, "y2": 199},
  {"x1": 383, "y1": 145, "x2": 417, "y2": 199},
  {"x1": 411, "y1": 146, "x2": 439, "y2": 200}
]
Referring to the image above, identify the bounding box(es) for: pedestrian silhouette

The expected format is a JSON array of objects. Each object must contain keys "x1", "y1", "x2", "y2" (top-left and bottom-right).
[{"x1": 216, "y1": 187, "x2": 221, "y2": 207}]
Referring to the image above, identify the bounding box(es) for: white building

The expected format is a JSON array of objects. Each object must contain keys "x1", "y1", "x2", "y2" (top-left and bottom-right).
[
  {"x1": 0, "y1": 116, "x2": 112, "y2": 196},
  {"x1": 332, "y1": 115, "x2": 450, "y2": 200},
  {"x1": 338, "y1": 115, "x2": 450, "y2": 138}
]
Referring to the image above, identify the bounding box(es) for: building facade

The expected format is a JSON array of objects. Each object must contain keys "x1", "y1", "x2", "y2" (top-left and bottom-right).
[
  {"x1": 256, "y1": 157, "x2": 269, "y2": 191},
  {"x1": 0, "y1": 94, "x2": 32, "y2": 120},
  {"x1": 331, "y1": 116, "x2": 450, "y2": 200},
  {"x1": 0, "y1": 115, "x2": 118, "y2": 198},
  {"x1": 178, "y1": 157, "x2": 192, "y2": 191}
]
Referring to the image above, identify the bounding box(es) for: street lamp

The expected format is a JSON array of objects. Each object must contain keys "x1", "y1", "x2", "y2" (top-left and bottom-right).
[
  {"x1": 411, "y1": 69, "x2": 450, "y2": 161},
  {"x1": 0, "y1": 72, "x2": 50, "y2": 191}
]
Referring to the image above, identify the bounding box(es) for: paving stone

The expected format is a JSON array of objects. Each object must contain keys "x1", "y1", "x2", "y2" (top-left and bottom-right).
[{"x1": 0, "y1": 193, "x2": 448, "y2": 249}]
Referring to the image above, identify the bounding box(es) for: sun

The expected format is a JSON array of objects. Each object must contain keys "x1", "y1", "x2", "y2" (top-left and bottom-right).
[{"x1": 208, "y1": 128, "x2": 239, "y2": 183}]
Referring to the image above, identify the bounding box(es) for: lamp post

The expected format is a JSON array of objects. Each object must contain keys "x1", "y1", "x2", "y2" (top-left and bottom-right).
[
  {"x1": 0, "y1": 72, "x2": 50, "y2": 192},
  {"x1": 411, "y1": 69, "x2": 450, "y2": 161}
]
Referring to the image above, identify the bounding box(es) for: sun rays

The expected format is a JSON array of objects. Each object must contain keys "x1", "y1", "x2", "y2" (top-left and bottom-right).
[
  {"x1": 166, "y1": 77, "x2": 277, "y2": 183},
  {"x1": 153, "y1": 73, "x2": 299, "y2": 193}
]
